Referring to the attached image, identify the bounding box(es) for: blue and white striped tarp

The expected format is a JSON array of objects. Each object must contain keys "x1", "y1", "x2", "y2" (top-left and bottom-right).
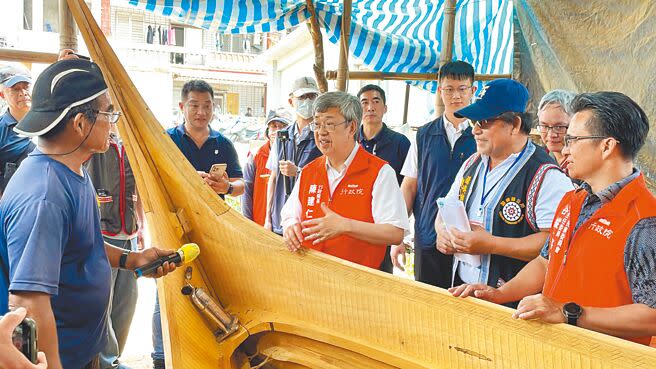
[{"x1": 128, "y1": 0, "x2": 513, "y2": 92}]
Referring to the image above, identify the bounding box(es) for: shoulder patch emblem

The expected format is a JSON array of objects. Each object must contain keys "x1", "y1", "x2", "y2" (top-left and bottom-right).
[{"x1": 498, "y1": 196, "x2": 525, "y2": 224}]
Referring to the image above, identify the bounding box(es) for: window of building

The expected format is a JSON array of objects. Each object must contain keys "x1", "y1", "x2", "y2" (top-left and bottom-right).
[
  {"x1": 23, "y1": 0, "x2": 33, "y2": 30},
  {"x1": 43, "y1": 0, "x2": 59, "y2": 33}
]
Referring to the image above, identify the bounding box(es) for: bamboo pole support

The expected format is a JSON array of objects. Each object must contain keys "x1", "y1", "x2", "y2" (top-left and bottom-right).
[
  {"x1": 0, "y1": 48, "x2": 58, "y2": 64},
  {"x1": 325, "y1": 70, "x2": 510, "y2": 82},
  {"x1": 402, "y1": 84, "x2": 410, "y2": 125},
  {"x1": 435, "y1": 0, "x2": 456, "y2": 117},
  {"x1": 60, "y1": 0, "x2": 78, "y2": 51},
  {"x1": 306, "y1": 0, "x2": 328, "y2": 93},
  {"x1": 336, "y1": 0, "x2": 352, "y2": 91}
]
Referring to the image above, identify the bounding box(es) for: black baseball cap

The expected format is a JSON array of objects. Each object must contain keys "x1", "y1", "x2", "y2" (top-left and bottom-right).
[{"x1": 15, "y1": 59, "x2": 108, "y2": 137}]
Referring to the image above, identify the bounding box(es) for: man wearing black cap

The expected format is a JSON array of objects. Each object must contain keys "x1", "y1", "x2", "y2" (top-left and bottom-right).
[
  {"x1": 0, "y1": 59, "x2": 175, "y2": 369},
  {"x1": 435, "y1": 79, "x2": 572, "y2": 304},
  {"x1": 0, "y1": 65, "x2": 36, "y2": 194}
]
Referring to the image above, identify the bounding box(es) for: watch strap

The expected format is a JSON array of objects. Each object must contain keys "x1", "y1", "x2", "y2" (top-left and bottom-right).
[
  {"x1": 226, "y1": 183, "x2": 234, "y2": 195},
  {"x1": 119, "y1": 250, "x2": 131, "y2": 269}
]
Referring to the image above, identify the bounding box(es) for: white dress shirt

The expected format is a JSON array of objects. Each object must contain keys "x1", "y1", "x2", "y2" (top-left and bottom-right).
[
  {"x1": 401, "y1": 115, "x2": 470, "y2": 179},
  {"x1": 281, "y1": 143, "x2": 410, "y2": 235}
]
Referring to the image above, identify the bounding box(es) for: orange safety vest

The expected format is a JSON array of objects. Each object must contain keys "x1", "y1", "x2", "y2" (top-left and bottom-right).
[
  {"x1": 543, "y1": 174, "x2": 656, "y2": 345},
  {"x1": 298, "y1": 146, "x2": 387, "y2": 268},
  {"x1": 252, "y1": 142, "x2": 271, "y2": 226}
]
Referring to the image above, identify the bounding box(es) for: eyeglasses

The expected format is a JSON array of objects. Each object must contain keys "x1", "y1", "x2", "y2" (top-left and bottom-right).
[
  {"x1": 296, "y1": 93, "x2": 318, "y2": 101},
  {"x1": 536, "y1": 124, "x2": 568, "y2": 134},
  {"x1": 441, "y1": 86, "x2": 472, "y2": 97},
  {"x1": 310, "y1": 120, "x2": 348, "y2": 132},
  {"x1": 94, "y1": 110, "x2": 122, "y2": 124},
  {"x1": 563, "y1": 134, "x2": 615, "y2": 148},
  {"x1": 469, "y1": 118, "x2": 500, "y2": 130}
]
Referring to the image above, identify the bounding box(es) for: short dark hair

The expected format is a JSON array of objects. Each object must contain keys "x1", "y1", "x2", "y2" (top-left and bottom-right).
[
  {"x1": 181, "y1": 80, "x2": 214, "y2": 101},
  {"x1": 571, "y1": 92, "x2": 649, "y2": 159},
  {"x1": 497, "y1": 111, "x2": 532, "y2": 135},
  {"x1": 41, "y1": 99, "x2": 99, "y2": 140},
  {"x1": 357, "y1": 84, "x2": 386, "y2": 105},
  {"x1": 438, "y1": 60, "x2": 475, "y2": 83}
]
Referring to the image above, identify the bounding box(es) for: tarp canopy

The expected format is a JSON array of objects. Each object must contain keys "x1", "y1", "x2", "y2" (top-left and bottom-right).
[
  {"x1": 515, "y1": 0, "x2": 656, "y2": 186},
  {"x1": 127, "y1": 0, "x2": 514, "y2": 92}
]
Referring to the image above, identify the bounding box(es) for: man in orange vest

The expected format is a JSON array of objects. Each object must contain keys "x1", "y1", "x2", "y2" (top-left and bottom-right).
[
  {"x1": 281, "y1": 91, "x2": 409, "y2": 268},
  {"x1": 449, "y1": 91, "x2": 656, "y2": 345},
  {"x1": 242, "y1": 108, "x2": 292, "y2": 226}
]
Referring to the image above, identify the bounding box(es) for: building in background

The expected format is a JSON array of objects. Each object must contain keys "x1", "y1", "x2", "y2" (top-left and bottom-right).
[{"x1": 0, "y1": 0, "x2": 275, "y2": 127}]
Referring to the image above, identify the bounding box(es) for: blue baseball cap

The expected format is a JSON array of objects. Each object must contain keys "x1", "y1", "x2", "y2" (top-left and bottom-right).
[{"x1": 454, "y1": 79, "x2": 529, "y2": 121}]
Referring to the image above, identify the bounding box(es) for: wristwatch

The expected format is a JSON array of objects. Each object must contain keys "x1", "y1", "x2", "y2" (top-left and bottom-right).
[
  {"x1": 226, "y1": 183, "x2": 234, "y2": 195},
  {"x1": 562, "y1": 302, "x2": 582, "y2": 326},
  {"x1": 119, "y1": 250, "x2": 131, "y2": 269}
]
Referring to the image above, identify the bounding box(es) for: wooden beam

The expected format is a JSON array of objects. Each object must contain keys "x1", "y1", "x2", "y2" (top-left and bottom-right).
[
  {"x1": 325, "y1": 70, "x2": 510, "y2": 81},
  {"x1": 336, "y1": 0, "x2": 352, "y2": 91},
  {"x1": 60, "y1": 0, "x2": 78, "y2": 51},
  {"x1": 0, "y1": 48, "x2": 58, "y2": 64},
  {"x1": 306, "y1": 0, "x2": 328, "y2": 93},
  {"x1": 435, "y1": 0, "x2": 457, "y2": 117},
  {"x1": 402, "y1": 84, "x2": 410, "y2": 125}
]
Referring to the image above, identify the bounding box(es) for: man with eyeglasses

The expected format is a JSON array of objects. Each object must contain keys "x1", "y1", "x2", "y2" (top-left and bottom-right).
[
  {"x1": 449, "y1": 92, "x2": 656, "y2": 346},
  {"x1": 437, "y1": 79, "x2": 572, "y2": 305},
  {"x1": 167, "y1": 79, "x2": 244, "y2": 199},
  {"x1": 265, "y1": 77, "x2": 322, "y2": 235},
  {"x1": 395, "y1": 60, "x2": 478, "y2": 287},
  {"x1": 280, "y1": 92, "x2": 408, "y2": 268},
  {"x1": 0, "y1": 59, "x2": 175, "y2": 369},
  {"x1": 536, "y1": 90, "x2": 576, "y2": 169},
  {"x1": 0, "y1": 65, "x2": 36, "y2": 195}
]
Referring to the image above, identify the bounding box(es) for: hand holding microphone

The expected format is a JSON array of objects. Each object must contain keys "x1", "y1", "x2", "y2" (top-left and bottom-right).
[{"x1": 133, "y1": 243, "x2": 200, "y2": 278}]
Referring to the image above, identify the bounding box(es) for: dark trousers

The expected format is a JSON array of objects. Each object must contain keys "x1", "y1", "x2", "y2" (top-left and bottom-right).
[
  {"x1": 414, "y1": 245, "x2": 453, "y2": 289},
  {"x1": 378, "y1": 245, "x2": 393, "y2": 273},
  {"x1": 83, "y1": 356, "x2": 100, "y2": 369}
]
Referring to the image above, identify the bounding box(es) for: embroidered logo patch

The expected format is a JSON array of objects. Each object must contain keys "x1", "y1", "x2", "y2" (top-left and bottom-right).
[
  {"x1": 498, "y1": 196, "x2": 525, "y2": 224},
  {"x1": 459, "y1": 176, "x2": 472, "y2": 202}
]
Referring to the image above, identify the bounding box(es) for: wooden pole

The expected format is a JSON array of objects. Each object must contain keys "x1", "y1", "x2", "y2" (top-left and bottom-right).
[
  {"x1": 336, "y1": 0, "x2": 352, "y2": 91},
  {"x1": 402, "y1": 84, "x2": 410, "y2": 125},
  {"x1": 0, "y1": 48, "x2": 58, "y2": 64},
  {"x1": 60, "y1": 0, "x2": 78, "y2": 51},
  {"x1": 325, "y1": 70, "x2": 509, "y2": 81},
  {"x1": 306, "y1": 0, "x2": 328, "y2": 93},
  {"x1": 435, "y1": 0, "x2": 456, "y2": 117}
]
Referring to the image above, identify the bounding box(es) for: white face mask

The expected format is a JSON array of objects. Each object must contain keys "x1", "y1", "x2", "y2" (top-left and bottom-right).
[{"x1": 295, "y1": 98, "x2": 315, "y2": 119}]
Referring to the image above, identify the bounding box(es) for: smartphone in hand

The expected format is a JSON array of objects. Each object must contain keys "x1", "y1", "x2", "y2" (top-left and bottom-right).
[
  {"x1": 210, "y1": 163, "x2": 227, "y2": 178},
  {"x1": 3, "y1": 315, "x2": 38, "y2": 363}
]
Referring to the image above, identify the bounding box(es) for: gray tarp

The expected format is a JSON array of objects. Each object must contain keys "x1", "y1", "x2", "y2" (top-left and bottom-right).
[{"x1": 515, "y1": 1, "x2": 656, "y2": 187}]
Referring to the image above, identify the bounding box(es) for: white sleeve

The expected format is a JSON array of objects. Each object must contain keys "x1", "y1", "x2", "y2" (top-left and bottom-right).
[
  {"x1": 400, "y1": 138, "x2": 418, "y2": 179},
  {"x1": 266, "y1": 140, "x2": 279, "y2": 171},
  {"x1": 280, "y1": 170, "x2": 303, "y2": 232},
  {"x1": 372, "y1": 164, "x2": 410, "y2": 235},
  {"x1": 534, "y1": 169, "x2": 575, "y2": 229},
  {"x1": 443, "y1": 159, "x2": 468, "y2": 202}
]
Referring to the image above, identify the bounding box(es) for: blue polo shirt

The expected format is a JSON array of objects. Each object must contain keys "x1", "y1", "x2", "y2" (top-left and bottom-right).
[
  {"x1": 359, "y1": 123, "x2": 410, "y2": 185},
  {"x1": 0, "y1": 150, "x2": 110, "y2": 369},
  {"x1": 0, "y1": 109, "x2": 35, "y2": 173},
  {"x1": 167, "y1": 125, "x2": 243, "y2": 197}
]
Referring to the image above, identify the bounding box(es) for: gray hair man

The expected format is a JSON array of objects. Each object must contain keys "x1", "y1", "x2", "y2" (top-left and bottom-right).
[
  {"x1": 536, "y1": 89, "x2": 576, "y2": 168},
  {"x1": 280, "y1": 91, "x2": 409, "y2": 268}
]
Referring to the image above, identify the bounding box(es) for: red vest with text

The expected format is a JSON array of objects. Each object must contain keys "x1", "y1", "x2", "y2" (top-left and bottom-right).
[
  {"x1": 299, "y1": 146, "x2": 387, "y2": 268},
  {"x1": 543, "y1": 174, "x2": 656, "y2": 345},
  {"x1": 252, "y1": 142, "x2": 271, "y2": 226}
]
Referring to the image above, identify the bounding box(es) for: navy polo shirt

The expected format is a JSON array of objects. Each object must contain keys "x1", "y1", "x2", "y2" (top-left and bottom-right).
[
  {"x1": 167, "y1": 125, "x2": 242, "y2": 197},
  {"x1": 359, "y1": 123, "x2": 410, "y2": 185},
  {"x1": 0, "y1": 109, "x2": 35, "y2": 173}
]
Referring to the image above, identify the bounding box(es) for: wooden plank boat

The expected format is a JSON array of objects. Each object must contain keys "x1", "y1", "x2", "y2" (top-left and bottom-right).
[{"x1": 67, "y1": 0, "x2": 656, "y2": 367}]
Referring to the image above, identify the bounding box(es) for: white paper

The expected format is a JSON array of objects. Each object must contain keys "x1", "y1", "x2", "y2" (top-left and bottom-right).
[{"x1": 436, "y1": 197, "x2": 481, "y2": 268}]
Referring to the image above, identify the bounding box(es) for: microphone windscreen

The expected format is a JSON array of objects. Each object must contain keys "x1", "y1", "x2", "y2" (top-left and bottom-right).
[{"x1": 180, "y1": 243, "x2": 200, "y2": 263}]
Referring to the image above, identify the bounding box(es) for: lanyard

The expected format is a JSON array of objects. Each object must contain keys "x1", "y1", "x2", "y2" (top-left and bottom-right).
[{"x1": 479, "y1": 142, "x2": 528, "y2": 215}]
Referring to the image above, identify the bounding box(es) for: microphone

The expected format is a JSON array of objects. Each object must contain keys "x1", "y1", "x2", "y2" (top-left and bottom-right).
[{"x1": 134, "y1": 243, "x2": 200, "y2": 278}]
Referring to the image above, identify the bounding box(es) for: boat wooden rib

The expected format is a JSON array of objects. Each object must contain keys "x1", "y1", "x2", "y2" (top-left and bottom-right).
[{"x1": 67, "y1": 0, "x2": 656, "y2": 367}]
